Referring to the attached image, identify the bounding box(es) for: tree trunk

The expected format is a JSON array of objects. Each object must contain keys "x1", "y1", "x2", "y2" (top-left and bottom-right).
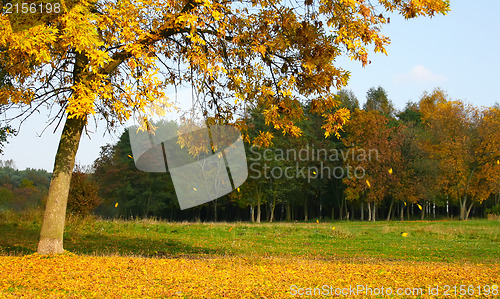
[
  {"x1": 466, "y1": 202, "x2": 473, "y2": 220},
  {"x1": 304, "y1": 198, "x2": 308, "y2": 221},
  {"x1": 372, "y1": 203, "x2": 376, "y2": 222},
  {"x1": 367, "y1": 202, "x2": 371, "y2": 221},
  {"x1": 420, "y1": 202, "x2": 426, "y2": 220},
  {"x1": 459, "y1": 197, "x2": 467, "y2": 220},
  {"x1": 400, "y1": 203, "x2": 404, "y2": 221},
  {"x1": 339, "y1": 197, "x2": 343, "y2": 220},
  {"x1": 386, "y1": 199, "x2": 394, "y2": 221},
  {"x1": 286, "y1": 201, "x2": 291, "y2": 221},
  {"x1": 256, "y1": 196, "x2": 261, "y2": 223},
  {"x1": 213, "y1": 198, "x2": 217, "y2": 222},
  {"x1": 250, "y1": 206, "x2": 255, "y2": 223},
  {"x1": 360, "y1": 202, "x2": 364, "y2": 221},
  {"x1": 269, "y1": 196, "x2": 276, "y2": 223},
  {"x1": 37, "y1": 116, "x2": 86, "y2": 254}
]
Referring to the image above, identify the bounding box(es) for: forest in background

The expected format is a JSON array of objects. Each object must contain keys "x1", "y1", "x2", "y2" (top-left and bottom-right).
[{"x1": 1, "y1": 87, "x2": 499, "y2": 222}]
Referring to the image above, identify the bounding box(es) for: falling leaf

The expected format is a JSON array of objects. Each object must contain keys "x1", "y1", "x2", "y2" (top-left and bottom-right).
[
  {"x1": 316, "y1": 219, "x2": 319, "y2": 223},
  {"x1": 115, "y1": 203, "x2": 119, "y2": 208},
  {"x1": 417, "y1": 204, "x2": 422, "y2": 210},
  {"x1": 312, "y1": 171, "x2": 317, "y2": 175},
  {"x1": 193, "y1": 187, "x2": 197, "y2": 191},
  {"x1": 401, "y1": 232, "x2": 408, "y2": 237},
  {"x1": 237, "y1": 188, "x2": 240, "y2": 193},
  {"x1": 497, "y1": 160, "x2": 499, "y2": 165},
  {"x1": 366, "y1": 180, "x2": 371, "y2": 188},
  {"x1": 388, "y1": 168, "x2": 393, "y2": 174},
  {"x1": 229, "y1": 227, "x2": 233, "y2": 232},
  {"x1": 404, "y1": 202, "x2": 407, "y2": 206},
  {"x1": 127, "y1": 154, "x2": 133, "y2": 159}
]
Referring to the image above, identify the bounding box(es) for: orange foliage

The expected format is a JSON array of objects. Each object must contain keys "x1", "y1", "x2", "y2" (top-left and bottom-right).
[{"x1": 0, "y1": 254, "x2": 498, "y2": 298}]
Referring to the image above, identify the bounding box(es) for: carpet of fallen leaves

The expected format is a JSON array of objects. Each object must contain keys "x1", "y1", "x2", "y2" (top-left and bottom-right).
[{"x1": 0, "y1": 253, "x2": 498, "y2": 298}]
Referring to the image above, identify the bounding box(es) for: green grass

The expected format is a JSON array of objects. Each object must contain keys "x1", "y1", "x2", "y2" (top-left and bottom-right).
[{"x1": 1, "y1": 210, "x2": 499, "y2": 263}]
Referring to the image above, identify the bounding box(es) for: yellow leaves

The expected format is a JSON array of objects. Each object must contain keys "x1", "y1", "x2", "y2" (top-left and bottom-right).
[
  {"x1": 115, "y1": 202, "x2": 119, "y2": 207},
  {"x1": 366, "y1": 179, "x2": 371, "y2": 188},
  {"x1": 211, "y1": 10, "x2": 222, "y2": 21},
  {"x1": 321, "y1": 108, "x2": 350, "y2": 138},
  {"x1": 253, "y1": 131, "x2": 274, "y2": 148},
  {"x1": 0, "y1": 255, "x2": 497, "y2": 298},
  {"x1": 331, "y1": 227, "x2": 336, "y2": 230},
  {"x1": 176, "y1": 13, "x2": 199, "y2": 27},
  {"x1": 127, "y1": 154, "x2": 133, "y2": 159},
  {"x1": 388, "y1": 168, "x2": 393, "y2": 174},
  {"x1": 401, "y1": 232, "x2": 408, "y2": 237},
  {"x1": 417, "y1": 203, "x2": 423, "y2": 210},
  {"x1": 66, "y1": 83, "x2": 97, "y2": 118}
]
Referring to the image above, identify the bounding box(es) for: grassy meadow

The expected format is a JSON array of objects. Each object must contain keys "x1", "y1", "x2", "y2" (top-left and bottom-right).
[{"x1": 1, "y1": 211, "x2": 499, "y2": 297}]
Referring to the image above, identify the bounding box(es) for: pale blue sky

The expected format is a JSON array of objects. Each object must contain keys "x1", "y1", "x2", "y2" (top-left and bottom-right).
[{"x1": 2, "y1": 1, "x2": 499, "y2": 171}]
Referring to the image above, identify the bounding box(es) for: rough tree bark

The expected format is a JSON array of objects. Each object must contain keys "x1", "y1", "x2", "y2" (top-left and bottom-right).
[
  {"x1": 37, "y1": 116, "x2": 86, "y2": 254},
  {"x1": 37, "y1": 52, "x2": 88, "y2": 255}
]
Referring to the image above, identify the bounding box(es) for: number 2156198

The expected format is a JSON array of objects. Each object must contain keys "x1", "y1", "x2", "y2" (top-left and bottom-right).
[{"x1": 3, "y1": 2, "x2": 61, "y2": 14}]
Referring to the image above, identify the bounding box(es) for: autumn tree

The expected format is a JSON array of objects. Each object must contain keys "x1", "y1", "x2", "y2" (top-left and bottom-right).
[
  {"x1": 67, "y1": 166, "x2": 102, "y2": 216},
  {"x1": 419, "y1": 91, "x2": 500, "y2": 220},
  {"x1": 92, "y1": 123, "x2": 178, "y2": 219},
  {"x1": 363, "y1": 86, "x2": 395, "y2": 117},
  {"x1": 1, "y1": 0, "x2": 449, "y2": 253},
  {"x1": 342, "y1": 109, "x2": 402, "y2": 221},
  {"x1": 337, "y1": 89, "x2": 359, "y2": 112}
]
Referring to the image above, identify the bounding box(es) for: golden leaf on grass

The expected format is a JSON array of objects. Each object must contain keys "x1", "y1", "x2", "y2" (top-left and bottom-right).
[
  {"x1": 229, "y1": 227, "x2": 233, "y2": 232},
  {"x1": 401, "y1": 232, "x2": 408, "y2": 237},
  {"x1": 0, "y1": 255, "x2": 498, "y2": 298},
  {"x1": 331, "y1": 227, "x2": 336, "y2": 230}
]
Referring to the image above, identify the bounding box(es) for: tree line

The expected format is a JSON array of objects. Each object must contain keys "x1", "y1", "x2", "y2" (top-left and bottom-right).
[
  {"x1": 2, "y1": 87, "x2": 499, "y2": 222},
  {"x1": 86, "y1": 87, "x2": 500, "y2": 222}
]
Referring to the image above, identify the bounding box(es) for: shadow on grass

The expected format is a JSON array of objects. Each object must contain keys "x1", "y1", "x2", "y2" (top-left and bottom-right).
[
  {"x1": 63, "y1": 231, "x2": 222, "y2": 258},
  {"x1": 0, "y1": 223, "x2": 40, "y2": 255},
  {"x1": 0, "y1": 222, "x2": 222, "y2": 258}
]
